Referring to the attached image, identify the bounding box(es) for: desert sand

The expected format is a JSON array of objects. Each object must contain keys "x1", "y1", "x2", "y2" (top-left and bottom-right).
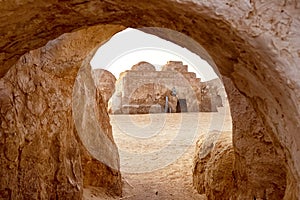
[{"x1": 84, "y1": 103, "x2": 232, "y2": 199}]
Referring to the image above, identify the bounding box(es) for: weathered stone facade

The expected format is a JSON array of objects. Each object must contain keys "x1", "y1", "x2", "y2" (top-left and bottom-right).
[
  {"x1": 109, "y1": 61, "x2": 222, "y2": 114},
  {"x1": 200, "y1": 78, "x2": 225, "y2": 112}
]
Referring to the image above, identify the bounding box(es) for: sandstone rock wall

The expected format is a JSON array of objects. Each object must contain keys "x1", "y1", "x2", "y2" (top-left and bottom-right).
[
  {"x1": 0, "y1": 0, "x2": 299, "y2": 199},
  {"x1": 92, "y1": 69, "x2": 116, "y2": 107},
  {"x1": 193, "y1": 77, "x2": 287, "y2": 199},
  {"x1": 0, "y1": 62, "x2": 83, "y2": 200},
  {"x1": 224, "y1": 77, "x2": 287, "y2": 199},
  {"x1": 0, "y1": 24, "x2": 124, "y2": 199},
  {"x1": 74, "y1": 63, "x2": 122, "y2": 196},
  {"x1": 138, "y1": 5, "x2": 300, "y2": 198},
  {"x1": 193, "y1": 131, "x2": 235, "y2": 200}
]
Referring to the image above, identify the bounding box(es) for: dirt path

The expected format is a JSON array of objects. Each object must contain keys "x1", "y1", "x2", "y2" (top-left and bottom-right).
[
  {"x1": 120, "y1": 144, "x2": 206, "y2": 200},
  {"x1": 83, "y1": 105, "x2": 231, "y2": 199},
  {"x1": 108, "y1": 105, "x2": 231, "y2": 200}
]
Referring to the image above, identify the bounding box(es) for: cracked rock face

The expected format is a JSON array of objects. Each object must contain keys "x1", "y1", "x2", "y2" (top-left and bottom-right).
[
  {"x1": 193, "y1": 131, "x2": 235, "y2": 200},
  {"x1": 224, "y1": 77, "x2": 287, "y2": 199},
  {"x1": 0, "y1": 0, "x2": 299, "y2": 199},
  {"x1": 0, "y1": 24, "x2": 124, "y2": 199},
  {"x1": 92, "y1": 69, "x2": 116, "y2": 107},
  {"x1": 193, "y1": 78, "x2": 287, "y2": 199},
  {"x1": 74, "y1": 63, "x2": 122, "y2": 196}
]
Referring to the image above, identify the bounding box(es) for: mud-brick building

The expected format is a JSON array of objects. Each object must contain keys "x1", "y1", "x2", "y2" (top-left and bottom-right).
[{"x1": 108, "y1": 61, "x2": 223, "y2": 114}]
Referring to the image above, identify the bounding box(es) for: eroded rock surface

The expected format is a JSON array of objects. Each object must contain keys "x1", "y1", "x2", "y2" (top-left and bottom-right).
[
  {"x1": 0, "y1": 24, "x2": 124, "y2": 199},
  {"x1": 193, "y1": 131, "x2": 235, "y2": 200},
  {"x1": 0, "y1": 61, "x2": 83, "y2": 200},
  {"x1": 92, "y1": 69, "x2": 116, "y2": 107},
  {"x1": 0, "y1": 0, "x2": 299, "y2": 199},
  {"x1": 224, "y1": 77, "x2": 287, "y2": 199},
  {"x1": 75, "y1": 64, "x2": 121, "y2": 196},
  {"x1": 193, "y1": 78, "x2": 287, "y2": 199}
]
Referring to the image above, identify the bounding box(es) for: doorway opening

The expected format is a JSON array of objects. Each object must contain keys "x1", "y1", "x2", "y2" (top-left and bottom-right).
[{"x1": 176, "y1": 99, "x2": 188, "y2": 113}]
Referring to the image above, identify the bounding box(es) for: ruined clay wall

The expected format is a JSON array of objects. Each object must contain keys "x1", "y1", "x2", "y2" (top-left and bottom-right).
[
  {"x1": 110, "y1": 61, "x2": 225, "y2": 114},
  {"x1": 200, "y1": 78, "x2": 225, "y2": 112},
  {"x1": 131, "y1": 61, "x2": 156, "y2": 71},
  {"x1": 111, "y1": 61, "x2": 205, "y2": 114},
  {"x1": 122, "y1": 71, "x2": 198, "y2": 110},
  {"x1": 161, "y1": 61, "x2": 203, "y2": 112}
]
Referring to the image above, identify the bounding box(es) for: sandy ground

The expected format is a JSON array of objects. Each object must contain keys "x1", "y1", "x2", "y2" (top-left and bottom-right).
[{"x1": 84, "y1": 104, "x2": 232, "y2": 200}]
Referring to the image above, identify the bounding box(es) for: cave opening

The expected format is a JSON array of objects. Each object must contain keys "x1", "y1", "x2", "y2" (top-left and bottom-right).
[
  {"x1": 86, "y1": 28, "x2": 232, "y2": 199},
  {"x1": 0, "y1": 1, "x2": 297, "y2": 199}
]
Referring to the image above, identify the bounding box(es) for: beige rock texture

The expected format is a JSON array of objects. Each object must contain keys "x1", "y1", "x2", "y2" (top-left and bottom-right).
[
  {"x1": 193, "y1": 131, "x2": 235, "y2": 200},
  {"x1": 73, "y1": 62, "x2": 122, "y2": 196},
  {"x1": 224, "y1": 77, "x2": 287, "y2": 199},
  {"x1": 0, "y1": 24, "x2": 124, "y2": 199},
  {"x1": 0, "y1": 0, "x2": 299, "y2": 199},
  {"x1": 92, "y1": 69, "x2": 116, "y2": 107},
  {"x1": 194, "y1": 77, "x2": 287, "y2": 200},
  {"x1": 0, "y1": 65, "x2": 82, "y2": 200}
]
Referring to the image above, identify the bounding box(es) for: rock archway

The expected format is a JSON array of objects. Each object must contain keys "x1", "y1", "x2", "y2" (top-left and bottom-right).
[{"x1": 0, "y1": 1, "x2": 299, "y2": 199}]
